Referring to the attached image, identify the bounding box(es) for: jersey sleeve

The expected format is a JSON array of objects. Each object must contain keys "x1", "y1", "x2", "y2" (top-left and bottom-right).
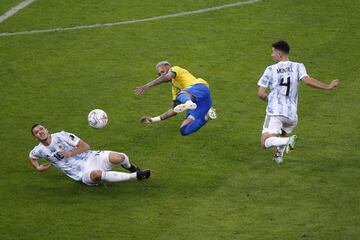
[
  {"x1": 170, "y1": 66, "x2": 181, "y2": 76},
  {"x1": 29, "y1": 148, "x2": 39, "y2": 159},
  {"x1": 298, "y1": 63, "x2": 309, "y2": 80},
  {"x1": 258, "y1": 67, "x2": 272, "y2": 87},
  {"x1": 60, "y1": 131, "x2": 80, "y2": 146}
]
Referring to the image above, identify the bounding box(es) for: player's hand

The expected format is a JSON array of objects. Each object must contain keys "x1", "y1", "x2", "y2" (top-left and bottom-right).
[
  {"x1": 140, "y1": 116, "x2": 152, "y2": 124},
  {"x1": 37, "y1": 163, "x2": 51, "y2": 172},
  {"x1": 328, "y1": 79, "x2": 339, "y2": 89},
  {"x1": 134, "y1": 86, "x2": 146, "y2": 95},
  {"x1": 59, "y1": 150, "x2": 73, "y2": 157}
]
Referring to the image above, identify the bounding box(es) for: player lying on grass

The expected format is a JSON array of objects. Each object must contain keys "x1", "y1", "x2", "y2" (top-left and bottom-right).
[
  {"x1": 29, "y1": 124, "x2": 151, "y2": 186},
  {"x1": 258, "y1": 40, "x2": 339, "y2": 163},
  {"x1": 135, "y1": 61, "x2": 217, "y2": 136}
]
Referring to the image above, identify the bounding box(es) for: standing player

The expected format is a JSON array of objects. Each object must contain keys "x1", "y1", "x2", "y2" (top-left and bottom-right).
[
  {"x1": 29, "y1": 124, "x2": 151, "y2": 186},
  {"x1": 258, "y1": 40, "x2": 339, "y2": 163},
  {"x1": 134, "y1": 61, "x2": 217, "y2": 136}
]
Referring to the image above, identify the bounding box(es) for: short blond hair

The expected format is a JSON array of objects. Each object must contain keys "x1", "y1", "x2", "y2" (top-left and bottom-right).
[{"x1": 155, "y1": 61, "x2": 171, "y2": 69}]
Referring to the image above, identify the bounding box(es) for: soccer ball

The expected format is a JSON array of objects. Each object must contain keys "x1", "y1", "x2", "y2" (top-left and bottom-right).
[{"x1": 88, "y1": 109, "x2": 108, "y2": 129}]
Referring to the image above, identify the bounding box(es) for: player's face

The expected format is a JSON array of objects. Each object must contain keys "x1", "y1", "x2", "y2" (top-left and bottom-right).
[
  {"x1": 271, "y1": 48, "x2": 281, "y2": 62},
  {"x1": 32, "y1": 125, "x2": 49, "y2": 141},
  {"x1": 157, "y1": 65, "x2": 170, "y2": 76}
]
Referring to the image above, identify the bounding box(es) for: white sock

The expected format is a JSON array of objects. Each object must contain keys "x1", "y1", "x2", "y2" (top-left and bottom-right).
[
  {"x1": 120, "y1": 153, "x2": 131, "y2": 169},
  {"x1": 265, "y1": 137, "x2": 289, "y2": 148},
  {"x1": 101, "y1": 171, "x2": 137, "y2": 182}
]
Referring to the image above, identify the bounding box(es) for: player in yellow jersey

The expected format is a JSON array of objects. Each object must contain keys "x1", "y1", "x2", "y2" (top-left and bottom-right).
[{"x1": 134, "y1": 61, "x2": 216, "y2": 136}]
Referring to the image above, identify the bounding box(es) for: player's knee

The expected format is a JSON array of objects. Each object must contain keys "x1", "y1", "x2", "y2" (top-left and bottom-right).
[
  {"x1": 109, "y1": 152, "x2": 125, "y2": 164},
  {"x1": 261, "y1": 140, "x2": 267, "y2": 148},
  {"x1": 90, "y1": 170, "x2": 102, "y2": 182},
  {"x1": 260, "y1": 136, "x2": 268, "y2": 148},
  {"x1": 180, "y1": 126, "x2": 191, "y2": 136},
  {"x1": 114, "y1": 153, "x2": 125, "y2": 162}
]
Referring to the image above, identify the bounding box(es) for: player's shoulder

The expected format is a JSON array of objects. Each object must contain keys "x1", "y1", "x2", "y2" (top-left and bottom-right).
[
  {"x1": 268, "y1": 61, "x2": 305, "y2": 69},
  {"x1": 265, "y1": 63, "x2": 278, "y2": 71},
  {"x1": 29, "y1": 142, "x2": 44, "y2": 158},
  {"x1": 53, "y1": 131, "x2": 66, "y2": 138},
  {"x1": 289, "y1": 60, "x2": 305, "y2": 66},
  {"x1": 53, "y1": 131, "x2": 75, "y2": 141},
  {"x1": 31, "y1": 142, "x2": 43, "y2": 151}
]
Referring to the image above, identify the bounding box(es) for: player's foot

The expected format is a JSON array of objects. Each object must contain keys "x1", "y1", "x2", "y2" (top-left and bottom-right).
[
  {"x1": 122, "y1": 164, "x2": 139, "y2": 173},
  {"x1": 136, "y1": 169, "x2": 151, "y2": 180},
  {"x1": 207, "y1": 107, "x2": 217, "y2": 120},
  {"x1": 272, "y1": 146, "x2": 285, "y2": 164},
  {"x1": 174, "y1": 100, "x2": 197, "y2": 113},
  {"x1": 285, "y1": 135, "x2": 298, "y2": 154}
]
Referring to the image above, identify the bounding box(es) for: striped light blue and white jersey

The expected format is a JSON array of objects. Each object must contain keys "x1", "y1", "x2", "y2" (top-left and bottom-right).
[
  {"x1": 258, "y1": 61, "x2": 308, "y2": 120},
  {"x1": 29, "y1": 131, "x2": 92, "y2": 181}
]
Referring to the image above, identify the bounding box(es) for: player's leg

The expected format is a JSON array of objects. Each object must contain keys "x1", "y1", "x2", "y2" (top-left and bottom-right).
[
  {"x1": 179, "y1": 95, "x2": 211, "y2": 136},
  {"x1": 281, "y1": 117, "x2": 298, "y2": 154},
  {"x1": 108, "y1": 151, "x2": 138, "y2": 173},
  {"x1": 261, "y1": 115, "x2": 290, "y2": 148},
  {"x1": 82, "y1": 169, "x2": 137, "y2": 185},
  {"x1": 206, "y1": 107, "x2": 217, "y2": 120},
  {"x1": 261, "y1": 115, "x2": 288, "y2": 163},
  {"x1": 82, "y1": 151, "x2": 150, "y2": 185},
  {"x1": 107, "y1": 151, "x2": 151, "y2": 180},
  {"x1": 180, "y1": 116, "x2": 207, "y2": 136},
  {"x1": 261, "y1": 115, "x2": 298, "y2": 163},
  {"x1": 273, "y1": 130, "x2": 288, "y2": 163},
  {"x1": 174, "y1": 84, "x2": 211, "y2": 113}
]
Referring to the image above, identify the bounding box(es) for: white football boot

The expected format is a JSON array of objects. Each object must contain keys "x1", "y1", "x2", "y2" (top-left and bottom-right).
[
  {"x1": 174, "y1": 100, "x2": 197, "y2": 113},
  {"x1": 285, "y1": 135, "x2": 298, "y2": 154},
  {"x1": 207, "y1": 107, "x2": 217, "y2": 120},
  {"x1": 273, "y1": 146, "x2": 286, "y2": 164}
]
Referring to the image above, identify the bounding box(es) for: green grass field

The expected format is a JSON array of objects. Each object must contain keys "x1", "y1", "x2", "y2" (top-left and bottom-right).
[{"x1": 0, "y1": 0, "x2": 359, "y2": 239}]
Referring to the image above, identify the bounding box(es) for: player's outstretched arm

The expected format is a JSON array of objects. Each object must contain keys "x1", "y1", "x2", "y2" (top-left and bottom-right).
[
  {"x1": 140, "y1": 108, "x2": 177, "y2": 124},
  {"x1": 302, "y1": 76, "x2": 339, "y2": 90},
  {"x1": 29, "y1": 157, "x2": 51, "y2": 172},
  {"x1": 59, "y1": 139, "x2": 90, "y2": 158},
  {"x1": 135, "y1": 71, "x2": 175, "y2": 95}
]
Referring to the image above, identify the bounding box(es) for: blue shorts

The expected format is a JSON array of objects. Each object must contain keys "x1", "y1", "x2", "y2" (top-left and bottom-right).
[{"x1": 182, "y1": 83, "x2": 212, "y2": 120}]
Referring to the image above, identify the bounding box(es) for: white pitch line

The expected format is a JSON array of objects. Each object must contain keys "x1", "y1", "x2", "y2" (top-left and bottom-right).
[
  {"x1": 0, "y1": 0, "x2": 260, "y2": 37},
  {"x1": 0, "y1": 0, "x2": 36, "y2": 24}
]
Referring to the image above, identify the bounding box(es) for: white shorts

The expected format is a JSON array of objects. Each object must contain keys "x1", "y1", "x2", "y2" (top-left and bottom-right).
[
  {"x1": 82, "y1": 150, "x2": 113, "y2": 186},
  {"x1": 262, "y1": 114, "x2": 297, "y2": 135}
]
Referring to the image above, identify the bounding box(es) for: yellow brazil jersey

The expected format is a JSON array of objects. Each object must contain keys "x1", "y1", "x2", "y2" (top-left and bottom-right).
[{"x1": 170, "y1": 66, "x2": 209, "y2": 100}]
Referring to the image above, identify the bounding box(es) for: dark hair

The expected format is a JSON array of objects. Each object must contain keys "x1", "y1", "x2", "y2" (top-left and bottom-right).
[
  {"x1": 31, "y1": 124, "x2": 41, "y2": 135},
  {"x1": 272, "y1": 40, "x2": 290, "y2": 54}
]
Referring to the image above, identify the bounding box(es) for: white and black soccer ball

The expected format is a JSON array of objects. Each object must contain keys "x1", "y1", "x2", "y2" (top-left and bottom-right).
[{"x1": 88, "y1": 109, "x2": 108, "y2": 129}]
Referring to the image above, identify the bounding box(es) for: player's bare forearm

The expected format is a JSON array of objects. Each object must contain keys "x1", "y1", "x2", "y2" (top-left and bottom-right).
[
  {"x1": 140, "y1": 108, "x2": 177, "y2": 124},
  {"x1": 258, "y1": 86, "x2": 268, "y2": 102},
  {"x1": 159, "y1": 108, "x2": 177, "y2": 120},
  {"x1": 29, "y1": 158, "x2": 51, "y2": 172},
  {"x1": 302, "y1": 76, "x2": 339, "y2": 90},
  {"x1": 135, "y1": 77, "x2": 164, "y2": 95},
  {"x1": 135, "y1": 73, "x2": 173, "y2": 95},
  {"x1": 59, "y1": 140, "x2": 90, "y2": 157},
  {"x1": 144, "y1": 75, "x2": 169, "y2": 89}
]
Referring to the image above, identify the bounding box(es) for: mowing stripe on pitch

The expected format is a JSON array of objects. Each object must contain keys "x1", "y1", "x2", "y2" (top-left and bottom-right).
[
  {"x1": 0, "y1": 0, "x2": 36, "y2": 24},
  {"x1": 0, "y1": 0, "x2": 260, "y2": 37}
]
